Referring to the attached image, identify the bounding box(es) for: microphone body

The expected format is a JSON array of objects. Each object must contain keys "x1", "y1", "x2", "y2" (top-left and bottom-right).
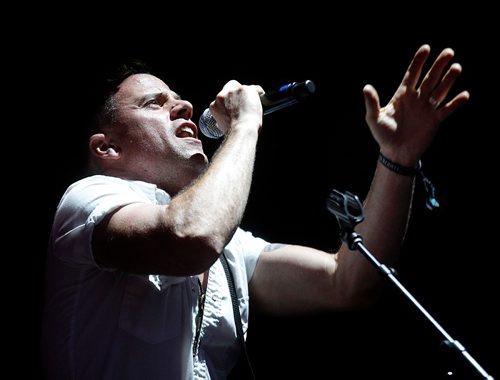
[{"x1": 199, "y1": 80, "x2": 316, "y2": 139}]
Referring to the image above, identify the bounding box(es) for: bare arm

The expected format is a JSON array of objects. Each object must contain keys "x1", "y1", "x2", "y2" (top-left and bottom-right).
[
  {"x1": 250, "y1": 45, "x2": 469, "y2": 314},
  {"x1": 250, "y1": 166, "x2": 414, "y2": 314},
  {"x1": 93, "y1": 81, "x2": 264, "y2": 276}
]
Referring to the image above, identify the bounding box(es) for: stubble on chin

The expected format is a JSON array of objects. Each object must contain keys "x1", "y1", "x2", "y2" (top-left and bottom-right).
[{"x1": 190, "y1": 152, "x2": 209, "y2": 173}]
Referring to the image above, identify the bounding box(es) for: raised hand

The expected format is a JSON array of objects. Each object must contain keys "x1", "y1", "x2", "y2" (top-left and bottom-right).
[{"x1": 363, "y1": 44, "x2": 470, "y2": 166}]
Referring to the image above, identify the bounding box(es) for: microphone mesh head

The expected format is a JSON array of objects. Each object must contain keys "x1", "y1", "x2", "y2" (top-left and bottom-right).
[{"x1": 199, "y1": 109, "x2": 224, "y2": 139}]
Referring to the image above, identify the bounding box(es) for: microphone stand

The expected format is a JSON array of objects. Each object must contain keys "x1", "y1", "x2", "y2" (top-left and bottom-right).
[{"x1": 326, "y1": 189, "x2": 494, "y2": 380}]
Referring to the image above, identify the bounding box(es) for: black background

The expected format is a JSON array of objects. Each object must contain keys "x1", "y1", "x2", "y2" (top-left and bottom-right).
[{"x1": 16, "y1": 8, "x2": 497, "y2": 379}]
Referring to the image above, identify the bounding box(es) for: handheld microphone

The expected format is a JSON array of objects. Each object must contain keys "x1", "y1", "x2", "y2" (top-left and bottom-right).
[{"x1": 199, "y1": 80, "x2": 316, "y2": 139}]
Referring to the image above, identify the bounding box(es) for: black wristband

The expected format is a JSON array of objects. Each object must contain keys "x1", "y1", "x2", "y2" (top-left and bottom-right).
[
  {"x1": 378, "y1": 152, "x2": 440, "y2": 210},
  {"x1": 378, "y1": 152, "x2": 420, "y2": 176}
]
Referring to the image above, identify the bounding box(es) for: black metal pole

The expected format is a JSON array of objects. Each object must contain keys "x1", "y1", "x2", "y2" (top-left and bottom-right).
[{"x1": 326, "y1": 189, "x2": 494, "y2": 379}]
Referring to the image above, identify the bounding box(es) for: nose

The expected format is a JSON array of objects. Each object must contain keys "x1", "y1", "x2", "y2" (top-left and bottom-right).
[{"x1": 170, "y1": 99, "x2": 193, "y2": 120}]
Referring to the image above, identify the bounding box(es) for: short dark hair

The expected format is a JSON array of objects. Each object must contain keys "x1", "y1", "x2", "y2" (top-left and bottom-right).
[{"x1": 92, "y1": 59, "x2": 153, "y2": 132}]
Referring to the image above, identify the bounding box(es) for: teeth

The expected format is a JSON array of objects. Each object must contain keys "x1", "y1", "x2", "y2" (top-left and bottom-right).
[{"x1": 178, "y1": 126, "x2": 194, "y2": 137}]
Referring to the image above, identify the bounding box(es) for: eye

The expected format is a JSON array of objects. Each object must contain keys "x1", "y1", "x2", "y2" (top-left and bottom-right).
[{"x1": 144, "y1": 98, "x2": 161, "y2": 107}]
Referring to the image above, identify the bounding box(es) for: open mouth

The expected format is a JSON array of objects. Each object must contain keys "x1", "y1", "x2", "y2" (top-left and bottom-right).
[{"x1": 176, "y1": 123, "x2": 198, "y2": 139}]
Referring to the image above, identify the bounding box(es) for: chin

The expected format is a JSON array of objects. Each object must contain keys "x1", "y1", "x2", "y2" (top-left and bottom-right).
[{"x1": 190, "y1": 152, "x2": 209, "y2": 168}]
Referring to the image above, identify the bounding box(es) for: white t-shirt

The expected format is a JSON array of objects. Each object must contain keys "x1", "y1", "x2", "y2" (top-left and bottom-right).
[{"x1": 42, "y1": 175, "x2": 269, "y2": 380}]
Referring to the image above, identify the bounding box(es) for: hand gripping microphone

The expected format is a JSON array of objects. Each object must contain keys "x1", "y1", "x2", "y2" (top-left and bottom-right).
[{"x1": 199, "y1": 80, "x2": 316, "y2": 139}]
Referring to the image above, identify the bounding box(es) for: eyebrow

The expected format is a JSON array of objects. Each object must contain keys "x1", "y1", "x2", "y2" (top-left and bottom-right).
[{"x1": 138, "y1": 91, "x2": 182, "y2": 103}]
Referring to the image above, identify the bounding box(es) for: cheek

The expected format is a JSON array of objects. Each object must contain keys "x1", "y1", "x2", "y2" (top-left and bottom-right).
[
  {"x1": 138, "y1": 128, "x2": 175, "y2": 156},
  {"x1": 115, "y1": 113, "x2": 178, "y2": 155},
  {"x1": 124, "y1": 120, "x2": 168, "y2": 146}
]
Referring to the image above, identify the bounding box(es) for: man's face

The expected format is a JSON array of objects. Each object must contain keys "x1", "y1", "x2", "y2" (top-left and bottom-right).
[{"x1": 109, "y1": 74, "x2": 208, "y2": 192}]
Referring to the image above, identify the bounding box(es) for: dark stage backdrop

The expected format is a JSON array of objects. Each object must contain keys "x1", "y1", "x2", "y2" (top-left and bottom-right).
[{"x1": 22, "y1": 12, "x2": 497, "y2": 380}]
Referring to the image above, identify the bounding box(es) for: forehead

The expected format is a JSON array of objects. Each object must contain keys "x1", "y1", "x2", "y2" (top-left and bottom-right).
[{"x1": 116, "y1": 73, "x2": 171, "y2": 99}]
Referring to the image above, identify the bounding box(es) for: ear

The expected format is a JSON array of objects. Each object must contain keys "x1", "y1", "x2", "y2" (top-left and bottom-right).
[{"x1": 89, "y1": 133, "x2": 120, "y2": 160}]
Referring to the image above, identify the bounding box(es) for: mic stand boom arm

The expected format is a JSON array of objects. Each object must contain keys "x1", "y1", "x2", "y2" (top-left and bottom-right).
[{"x1": 326, "y1": 189, "x2": 494, "y2": 380}]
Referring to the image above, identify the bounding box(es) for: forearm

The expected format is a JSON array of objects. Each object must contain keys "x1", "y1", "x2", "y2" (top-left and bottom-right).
[
  {"x1": 333, "y1": 160, "x2": 415, "y2": 305},
  {"x1": 167, "y1": 125, "x2": 259, "y2": 255}
]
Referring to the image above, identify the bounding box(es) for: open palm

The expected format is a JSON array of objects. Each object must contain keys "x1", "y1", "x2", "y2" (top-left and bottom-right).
[{"x1": 363, "y1": 45, "x2": 470, "y2": 166}]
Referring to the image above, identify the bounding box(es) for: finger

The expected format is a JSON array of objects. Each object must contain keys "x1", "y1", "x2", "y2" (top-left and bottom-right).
[
  {"x1": 427, "y1": 63, "x2": 462, "y2": 107},
  {"x1": 223, "y1": 79, "x2": 242, "y2": 90},
  {"x1": 419, "y1": 48, "x2": 455, "y2": 96},
  {"x1": 363, "y1": 84, "x2": 381, "y2": 124},
  {"x1": 216, "y1": 80, "x2": 243, "y2": 99},
  {"x1": 436, "y1": 91, "x2": 470, "y2": 122},
  {"x1": 253, "y1": 85, "x2": 265, "y2": 96},
  {"x1": 401, "y1": 44, "x2": 431, "y2": 90}
]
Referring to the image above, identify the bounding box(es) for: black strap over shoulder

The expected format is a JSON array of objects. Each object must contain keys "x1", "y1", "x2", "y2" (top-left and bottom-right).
[{"x1": 220, "y1": 253, "x2": 256, "y2": 380}]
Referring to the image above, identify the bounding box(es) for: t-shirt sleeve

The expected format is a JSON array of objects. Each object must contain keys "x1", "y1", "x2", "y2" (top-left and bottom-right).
[
  {"x1": 226, "y1": 228, "x2": 269, "y2": 282},
  {"x1": 51, "y1": 177, "x2": 152, "y2": 268}
]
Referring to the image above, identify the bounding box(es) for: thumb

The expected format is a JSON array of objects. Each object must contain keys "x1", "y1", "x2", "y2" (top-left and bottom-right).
[{"x1": 363, "y1": 84, "x2": 380, "y2": 125}]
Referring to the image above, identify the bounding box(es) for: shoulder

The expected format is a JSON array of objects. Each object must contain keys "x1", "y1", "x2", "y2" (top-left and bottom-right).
[
  {"x1": 64, "y1": 175, "x2": 156, "y2": 199},
  {"x1": 59, "y1": 175, "x2": 161, "y2": 212},
  {"x1": 53, "y1": 175, "x2": 163, "y2": 232}
]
